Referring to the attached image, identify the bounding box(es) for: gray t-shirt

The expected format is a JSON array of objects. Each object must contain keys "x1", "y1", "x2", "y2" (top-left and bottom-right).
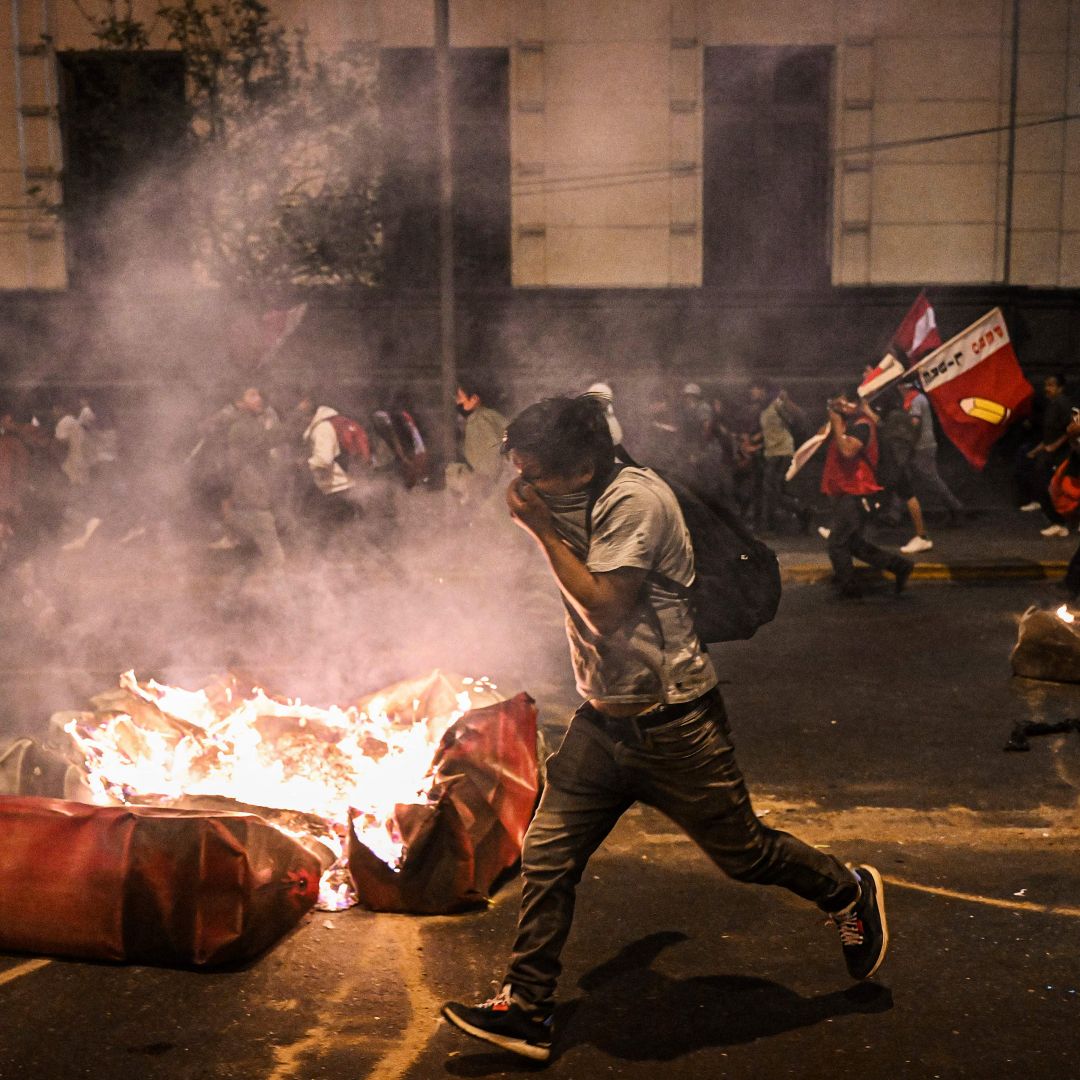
[
  {"x1": 909, "y1": 392, "x2": 936, "y2": 451},
  {"x1": 543, "y1": 467, "x2": 718, "y2": 707}
]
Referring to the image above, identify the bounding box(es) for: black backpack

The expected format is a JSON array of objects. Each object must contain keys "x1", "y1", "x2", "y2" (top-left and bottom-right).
[{"x1": 588, "y1": 458, "x2": 782, "y2": 644}]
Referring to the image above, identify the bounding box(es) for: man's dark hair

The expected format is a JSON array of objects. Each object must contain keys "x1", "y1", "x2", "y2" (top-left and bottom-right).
[
  {"x1": 503, "y1": 396, "x2": 614, "y2": 477},
  {"x1": 458, "y1": 370, "x2": 501, "y2": 407}
]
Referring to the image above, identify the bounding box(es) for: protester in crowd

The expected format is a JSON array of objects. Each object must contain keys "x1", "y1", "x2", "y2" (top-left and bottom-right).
[
  {"x1": 446, "y1": 372, "x2": 510, "y2": 515},
  {"x1": 371, "y1": 391, "x2": 431, "y2": 491},
  {"x1": 0, "y1": 403, "x2": 33, "y2": 561},
  {"x1": 755, "y1": 380, "x2": 811, "y2": 536},
  {"x1": 679, "y1": 382, "x2": 714, "y2": 445},
  {"x1": 194, "y1": 393, "x2": 245, "y2": 550},
  {"x1": 223, "y1": 385, "x2": 289, "y2": 572},
  {"x1": 51, "y1": 396, "x2": 102, "y2": 552},
  {"x1": 629, "y1": 384, "x2": 734, "y2": 511},
  {"x1": 872, "y1": 386, "x2": 934, "y2": 554},
  {"x1": 1024, "y1": 374, "x2": 1075, "y2": 537},
  {"x1": 1043, "y1": 405, "x2": 1080, "y2": 546},
  {"x1": 907, "y1": 384, "x2": 966, "y2": 526},
  {"x1": 732, "y1": 385, "x2": 766, "y2": 526},
  {"x1": 441, "y1": 395, "x2": 888, "y2": 1062},
  {"x1": 822, "y1": 387, "x2": 914, "y2": 599},
  {"x1": 293, "y1": 392, "x2": 363, "y2": 544},
  {"x1": 630, "y1": 386, "x2": 685, "y2": 475},
  {"x1": 584, "y1": 380, "x2": 624, "y2": 450}
]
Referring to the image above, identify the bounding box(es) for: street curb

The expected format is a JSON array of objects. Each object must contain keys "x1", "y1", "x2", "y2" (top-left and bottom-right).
[{"x1": 781, "y1": 561, "x2": 1069, "y2": 585}]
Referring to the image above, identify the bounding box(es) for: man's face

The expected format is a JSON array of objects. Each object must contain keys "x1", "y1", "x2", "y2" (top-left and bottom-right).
[
  {"x1": 749, "y1": 385, "x2": 767, "y2": 405},
  {"x1": 1045, "y1": 378, "x2": 1062, "y2": 399},
  {"x1": 239, "y1": 388, "x2": 264, "y2": 413},
  {"x1": 456, "y1": 388, "x2": 480, "y2": 414},
  {"x1": 509, "y1": 450, "x2": 594, "y2": 496}
]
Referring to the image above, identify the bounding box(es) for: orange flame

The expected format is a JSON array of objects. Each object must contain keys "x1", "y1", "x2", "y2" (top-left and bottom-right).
[{"x1": 62, "y1": 670, "x2": 501, "y2": 909}]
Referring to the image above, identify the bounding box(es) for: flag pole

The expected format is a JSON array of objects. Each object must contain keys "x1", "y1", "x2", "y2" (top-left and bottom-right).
[
  {"x1": 1003, "y1": 0, "x2": 1021, "y2": 284},
  {"x1": 434, "y1": 0, "x2": 458, "y2": 472}
]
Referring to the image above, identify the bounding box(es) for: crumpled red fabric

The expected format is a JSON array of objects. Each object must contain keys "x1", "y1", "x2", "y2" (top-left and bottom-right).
[
  {"x1": 349, "y1": 692, "x2": 539, "y2": 913},
  {"x1": 0, "y1": 797, "x2": 321, "y2": 967}
]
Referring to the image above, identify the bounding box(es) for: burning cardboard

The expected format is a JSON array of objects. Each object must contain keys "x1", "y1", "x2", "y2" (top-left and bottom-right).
[
  {"x1": 1, "y1": 668, "x2": 538, "y2": 958},
  {"x1": 349, "y1": 692, "x2": 540, "y2": 913}
]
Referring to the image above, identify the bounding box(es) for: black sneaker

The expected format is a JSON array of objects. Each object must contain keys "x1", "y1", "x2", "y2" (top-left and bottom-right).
[
  {"x1": 442, "y1": 986, "x2": 553, "y2": 1062},
  {"x1": 830, "y1": 864, "x2": 889, "y2": 980}
]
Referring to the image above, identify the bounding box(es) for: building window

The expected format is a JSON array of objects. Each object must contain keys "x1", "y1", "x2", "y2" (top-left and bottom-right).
[
  {"x1": 58, "y1": 51, "x2": 187, "y2": 285},
  {"x1": 378, "y1": 48, "x2": 510, "y2": 289},
  {"x1": 703, "y1": 46, "x2": 832, "y2": 291}
]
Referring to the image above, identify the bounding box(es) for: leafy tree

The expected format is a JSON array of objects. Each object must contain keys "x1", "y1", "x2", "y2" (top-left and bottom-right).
[{"x1": 75, "y1": 0, "x2": 382, "y2": 288}]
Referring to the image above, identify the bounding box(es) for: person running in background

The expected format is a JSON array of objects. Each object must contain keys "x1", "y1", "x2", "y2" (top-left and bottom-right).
[
  {"x1": 874, "y1": 386, "x2": 934, "y2": 555},
  {"x1": 822, "y1": 387, "x2": 914, "y2": 600},
  {"x1": 755, "y1": 381, "x2": 811, "y2": 536},
  {"x1": 1025, "y1": 374, "x2": 1075, "y2": 538},
  {"x1": 907, "y1": 386, "x2": 966, "y2": 527}
]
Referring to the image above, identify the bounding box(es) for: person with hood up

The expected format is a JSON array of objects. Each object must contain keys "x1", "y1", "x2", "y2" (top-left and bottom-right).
[{"x1": 295, "y1": 393, "x2": 362, "y2": 541}]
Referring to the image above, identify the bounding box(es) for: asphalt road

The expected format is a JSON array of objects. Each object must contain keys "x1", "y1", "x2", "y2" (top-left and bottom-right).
[{"x1": 1, "y1": 573, "x2": 1079, "y2": 1079}]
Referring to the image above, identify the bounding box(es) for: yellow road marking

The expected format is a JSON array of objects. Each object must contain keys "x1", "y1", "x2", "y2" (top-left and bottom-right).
[
  {"x1": 0, "y1": 959, "x2": 51, "y2": 987},
  {"x1": 885, "y1": 875, "x2": 1080, "y2": 918},
  {"x1": 367, "y1": 917, "x2": 442, "y2": 1080}
]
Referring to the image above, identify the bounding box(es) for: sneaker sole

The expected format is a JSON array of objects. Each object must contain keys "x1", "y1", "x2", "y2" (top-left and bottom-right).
[
  {"x1": 858, "y1": 864, "x2": 889, "y2": 980},
  {"x1": 442, "y1": 1005, "x2": 552, "y2": 1062}
]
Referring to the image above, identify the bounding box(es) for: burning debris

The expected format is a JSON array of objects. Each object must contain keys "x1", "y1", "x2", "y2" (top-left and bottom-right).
[
  {"x1": 1011, "y1": 603, "x2": 1080, "y2": 683},
  {"x1": 0, "y1": 669, "x2": 539, "y2": 966}
]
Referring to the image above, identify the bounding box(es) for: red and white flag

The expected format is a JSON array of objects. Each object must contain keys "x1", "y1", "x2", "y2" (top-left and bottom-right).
[
  {"x1": 912, "y1": 307, "x2": 1033, "y2": 470},
  {"x1": 256, "y1": 302, "x2": 308, "y2": 367},
  {"x1": 858, "y1": 353, "x2": 906, "y2": 399},
  {"x1": 893, "y1": 290, "x2": 942, "y2": 363}
]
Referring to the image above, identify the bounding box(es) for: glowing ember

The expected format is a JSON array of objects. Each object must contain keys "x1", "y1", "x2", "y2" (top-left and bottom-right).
[
  {"x1": 1057, "y1": 604, "x2": 1076, "y2": 624},
  {"x1": 62, "y1": 670, "x2": 501, "y2": 910}
]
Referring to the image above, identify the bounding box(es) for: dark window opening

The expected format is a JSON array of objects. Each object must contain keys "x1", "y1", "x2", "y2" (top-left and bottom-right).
[
  {"x1": 58, "y1": 51, "x2": 187, "y2": 285},
  {"x1": 378, "y1": 48, "x2": 510, "y2": 289},
  {"x1": 703, "y1": 46, "x2": 832, "y2": 292}
]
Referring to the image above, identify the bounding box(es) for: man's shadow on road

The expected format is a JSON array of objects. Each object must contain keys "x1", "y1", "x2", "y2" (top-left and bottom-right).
[{"x1": 443, "y1": 930, "x2": 892, "y2": 1075}]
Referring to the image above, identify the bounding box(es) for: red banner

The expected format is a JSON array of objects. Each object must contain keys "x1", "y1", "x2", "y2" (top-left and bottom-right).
[{"x1": 915, "y1": 308, "x2": 1033, "y2": 469}]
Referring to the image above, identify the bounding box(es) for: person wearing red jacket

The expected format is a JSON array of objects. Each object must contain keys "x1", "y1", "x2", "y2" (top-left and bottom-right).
[{"x1": 822, "y1": 388, "x2": 913, "y2": 600}]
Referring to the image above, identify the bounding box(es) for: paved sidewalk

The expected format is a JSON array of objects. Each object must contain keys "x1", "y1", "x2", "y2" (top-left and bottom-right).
[{"x1": 766, "y1": 505, "x2": 1075, "y2": 585}]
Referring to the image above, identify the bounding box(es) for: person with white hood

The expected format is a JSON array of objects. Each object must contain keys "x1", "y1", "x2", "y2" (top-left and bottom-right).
[{"x1": 295, "y1": 393, "x2": 361, "y2": 541}]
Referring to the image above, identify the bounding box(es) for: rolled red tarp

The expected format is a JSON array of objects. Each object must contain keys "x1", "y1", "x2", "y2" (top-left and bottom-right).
[
  {"x1": 349, "y1": 692, "x2": 540, "y2": 914},
  {"x1": 0, "y1": 797, "x2": 321, "y2": 967}
]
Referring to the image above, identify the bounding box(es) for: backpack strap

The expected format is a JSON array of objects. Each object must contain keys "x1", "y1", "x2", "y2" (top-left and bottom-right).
[{"x1": 584, "y1": 459, "x2": 630, "y2": 545}]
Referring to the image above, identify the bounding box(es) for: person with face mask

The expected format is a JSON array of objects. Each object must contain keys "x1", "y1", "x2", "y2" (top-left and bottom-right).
[
  {"x1": 446, "y1": 373, "x2": 510, "y2": 515},
  {"x1": 441, "y1": 395, "x2": 889, "y2": 1062}
]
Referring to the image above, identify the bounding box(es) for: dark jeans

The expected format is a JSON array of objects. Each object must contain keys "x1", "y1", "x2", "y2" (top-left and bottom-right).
[
  {"x1": 505, "y1": 691, "x2": 857, "y2": 1011},
  {"x1": 759, "y1": 455, "x2": 803, "y2": 531},
  {"x1": 828, "y1": 494, "x2": 910, "y2": 591}
]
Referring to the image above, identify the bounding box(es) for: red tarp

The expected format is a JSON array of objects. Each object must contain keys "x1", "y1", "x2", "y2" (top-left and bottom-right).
[
  {"x1": 349, "y1": 692, "x2": 539, "y2": 913},
  {"x1": 0, "y1": 798, "x2": 321, "y2": 967}
]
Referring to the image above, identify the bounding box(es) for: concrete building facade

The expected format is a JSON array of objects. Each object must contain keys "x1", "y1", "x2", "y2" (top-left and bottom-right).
[{"x1": 1, "y1": 0, "x2": 1078, "y2": 292}]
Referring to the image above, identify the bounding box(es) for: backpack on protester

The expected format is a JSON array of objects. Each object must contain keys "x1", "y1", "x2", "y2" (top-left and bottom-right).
[
  {"x1": 588, "y1": 456, "x2": 782, "y2": 644},
  {"x1": 319, "y1": 414, "x2": 371, "y2": 470}
]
